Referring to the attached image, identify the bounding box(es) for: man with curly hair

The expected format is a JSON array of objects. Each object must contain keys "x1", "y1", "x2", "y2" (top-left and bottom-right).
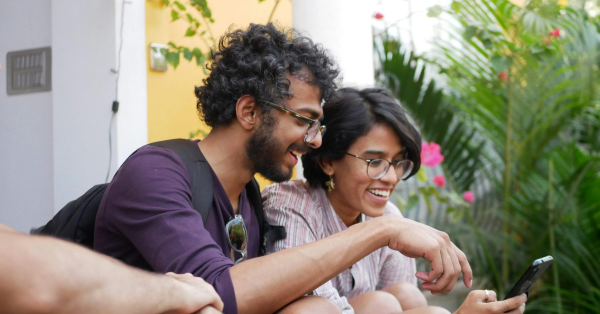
[{"x1": 94, "y1": 23, "x2": 472, "y2": 314}]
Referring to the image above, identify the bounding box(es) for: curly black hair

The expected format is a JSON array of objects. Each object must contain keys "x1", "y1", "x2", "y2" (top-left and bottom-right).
[
  {"x1": 302, "y1": 88, "x2": 422, "y2": 190},
  {"x1": 195, "y1": 23, "x2": 340, "y2": 128}
]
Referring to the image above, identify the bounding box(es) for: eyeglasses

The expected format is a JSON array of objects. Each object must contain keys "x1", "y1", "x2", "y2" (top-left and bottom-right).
[
  {"x1": 263, "y1": 101, "x2": 326, "y2": 143},
  {"x1": 345, "y1": 152, "x2": 414, "y2": 180},
  {"x1": 225, "y1": 215, "x2": 247, "y2": 264}
]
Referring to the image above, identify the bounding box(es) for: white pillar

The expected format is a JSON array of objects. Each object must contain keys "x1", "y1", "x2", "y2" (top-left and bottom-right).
[
  {"x1": 292, "y1": 0, "x2": 375, "y2": 179},
  {"x1": 114, "y1": 0, "x2": 148, "y2": 168},
  {"x1": 292, "y1": 0, "x2": 375, "y2": 88}
]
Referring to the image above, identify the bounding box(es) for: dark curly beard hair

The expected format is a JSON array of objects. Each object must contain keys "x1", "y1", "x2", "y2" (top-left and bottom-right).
[{"x1": 245, "y1": 116, "x2": 294, "y2": 183}]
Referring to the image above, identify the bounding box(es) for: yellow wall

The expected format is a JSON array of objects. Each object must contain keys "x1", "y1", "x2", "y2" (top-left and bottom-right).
[{"x1": 145, "y1": 0, "x2": 293, "y2": 189}]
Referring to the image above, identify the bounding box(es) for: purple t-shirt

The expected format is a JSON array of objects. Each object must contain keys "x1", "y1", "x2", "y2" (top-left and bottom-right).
[{"x1": 94, "y1": 141, "x2": 260, "y2": 314}]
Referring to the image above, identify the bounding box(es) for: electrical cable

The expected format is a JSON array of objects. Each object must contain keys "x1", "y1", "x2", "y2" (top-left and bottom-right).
[{"x1": 106, "y1": 0, "x2": 127, "y2": 183}]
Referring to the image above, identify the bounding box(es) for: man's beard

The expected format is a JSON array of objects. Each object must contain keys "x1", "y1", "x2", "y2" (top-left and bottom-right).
[{"x1": 245, "y1": 117, "x2": 296, "y2": 183}]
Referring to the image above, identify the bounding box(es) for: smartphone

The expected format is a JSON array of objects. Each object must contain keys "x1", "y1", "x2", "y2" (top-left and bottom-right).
[{"x1": 503, "y1": 255, "x2": 553, "y2": 300}]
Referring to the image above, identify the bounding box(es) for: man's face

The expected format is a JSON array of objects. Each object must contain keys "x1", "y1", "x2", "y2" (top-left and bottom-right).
[{"x1": 246, "y1": 73, "x2": 324, "y2": 182}]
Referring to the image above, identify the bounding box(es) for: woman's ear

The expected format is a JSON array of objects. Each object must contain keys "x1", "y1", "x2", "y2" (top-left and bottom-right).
[
  {"x1": 318, "y1": 158, "x2": 335, "y2": 176},
  {"x1": 235, "y1": 95, "x2": 258, "y2": 131}
]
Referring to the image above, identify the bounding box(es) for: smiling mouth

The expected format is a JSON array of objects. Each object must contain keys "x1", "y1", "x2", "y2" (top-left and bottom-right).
[
  {"x1": 290, "y1": 150, "x2": 303, "y2": 159},
  {"x1": 368, "y1": 189, "x2": 391, "y2": 198}
]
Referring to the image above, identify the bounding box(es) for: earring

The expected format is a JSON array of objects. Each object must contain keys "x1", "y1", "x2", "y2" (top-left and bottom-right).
[{"x1": 325, "y1": 174, "x2": 335, "y2": 192}]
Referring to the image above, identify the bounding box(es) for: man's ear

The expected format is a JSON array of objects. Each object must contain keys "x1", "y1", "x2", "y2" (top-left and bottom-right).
[
  {"x1": 318, "y1": 158, "x2": 335, "y2": 176},
  {"x1": 235, "y1": 95, "x2": 259, "y2": 131}
]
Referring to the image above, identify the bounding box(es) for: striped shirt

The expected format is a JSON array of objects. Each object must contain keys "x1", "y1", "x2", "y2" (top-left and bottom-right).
[{"x1": 262, "y1": 179, "x2": 417, "y2": 314}]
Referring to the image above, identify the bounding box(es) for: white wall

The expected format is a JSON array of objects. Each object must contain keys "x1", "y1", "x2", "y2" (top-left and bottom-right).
[
  {"x1": 0, "y1": 0, "x2": 55, "y2": 232},
  {"x1": 51, "y1": 0, "x2": 117, "y2": 212}
]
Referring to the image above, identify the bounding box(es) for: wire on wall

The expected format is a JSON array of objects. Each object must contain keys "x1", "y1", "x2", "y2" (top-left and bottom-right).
[{"x1": 106, "y1": 0, "x2": 129, "y2": 183}]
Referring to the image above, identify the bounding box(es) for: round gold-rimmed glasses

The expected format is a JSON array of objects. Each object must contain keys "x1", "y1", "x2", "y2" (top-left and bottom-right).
[{"x1": 346, "y1": 152, "x2": 414, "y2": 180}]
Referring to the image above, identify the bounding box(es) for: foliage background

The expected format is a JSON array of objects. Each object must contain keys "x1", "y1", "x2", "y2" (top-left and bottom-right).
[{"x1": 377, "y1": 0, "x2": 600, "y2": 313}]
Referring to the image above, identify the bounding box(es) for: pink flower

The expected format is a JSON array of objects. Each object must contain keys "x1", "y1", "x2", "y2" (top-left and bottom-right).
[
  {"x1": 433, "y1": 175, "x2": 446, "y2": 187},
  {"x1": 420, "y1": 142, "x2": 444, "y2": 168},
  {"x1": 463, "y1": 191, "x2": 474, "y2": 203},
  {"x1": 373, "y1": 12, "x2": 384, "y2": 20},
  {"x1": 549, "y1": 28, "x2": 560, "y2": 38},
  {"x1": 498, "y1": 70, "x2": 508, "y2": 82}
]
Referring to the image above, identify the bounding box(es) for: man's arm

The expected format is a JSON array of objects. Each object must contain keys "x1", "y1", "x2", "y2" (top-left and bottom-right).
[
  {"x1": 0, "y1": 225, "x2": 223, "y2": 314},
  {"x1": 231, "y1": 217, "x2": 473, "y2": 314}
]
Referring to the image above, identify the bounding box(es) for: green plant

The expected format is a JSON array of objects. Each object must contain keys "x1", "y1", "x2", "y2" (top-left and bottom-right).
[
  {"x1": 376, "y1": 0, "x2": 600, "y2": 312},
  {"x1": 153, "y1": 0, "x2": 284, "y2": 70}
]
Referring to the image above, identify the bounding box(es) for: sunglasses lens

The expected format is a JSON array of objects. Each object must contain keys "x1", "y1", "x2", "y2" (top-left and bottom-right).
[{"x1": 226, "y1": 218, "x2": 247, "y2": 251}]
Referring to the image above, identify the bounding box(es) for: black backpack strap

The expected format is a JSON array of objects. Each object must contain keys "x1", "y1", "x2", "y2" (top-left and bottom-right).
[
  {"x1": 245, "y1": 178, "x2": 286, "y2": 256},
  {"x1": 149, "y1": 139, "x2": 213, "y2": 225}
]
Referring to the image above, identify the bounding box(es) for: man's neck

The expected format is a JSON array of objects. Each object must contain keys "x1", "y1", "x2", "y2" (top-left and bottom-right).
[{"x1": 197, "y1": 127, "x2": 255, "y2": 212}]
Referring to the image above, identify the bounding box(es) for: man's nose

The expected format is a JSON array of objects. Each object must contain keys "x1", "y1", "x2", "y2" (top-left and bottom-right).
[{"x1": 306, "y1": 132, "x2": 323, "y2": 149}]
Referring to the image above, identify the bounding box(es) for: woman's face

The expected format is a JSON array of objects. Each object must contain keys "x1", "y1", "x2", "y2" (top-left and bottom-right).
[{"x1": 325, "y1": 123, "x2": 405, "y2": 219}]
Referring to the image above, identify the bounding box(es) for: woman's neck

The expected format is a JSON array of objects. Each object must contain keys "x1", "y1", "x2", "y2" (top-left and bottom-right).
[{"x1": 326, "y1": 190, "x2": 361, "y2": 227}]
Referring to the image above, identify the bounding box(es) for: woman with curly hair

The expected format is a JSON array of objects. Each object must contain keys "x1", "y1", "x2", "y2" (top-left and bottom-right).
[{"x1": 263, "y1": 88, "x2": 528, "y2": 314}]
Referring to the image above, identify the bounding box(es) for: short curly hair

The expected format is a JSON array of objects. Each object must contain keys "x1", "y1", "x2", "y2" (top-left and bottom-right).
[
  {"x1": 302, "y1": 88, "x2": 422, "y2": 189},
  {"x1": 195, "y1": 23, "x2": 340, "y2": 128}
]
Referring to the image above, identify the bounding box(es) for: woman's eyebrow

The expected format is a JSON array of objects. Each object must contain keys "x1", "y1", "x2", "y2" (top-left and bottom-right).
[{"x1": 363, "y1": 149, "x2": 386, "y2": 155}]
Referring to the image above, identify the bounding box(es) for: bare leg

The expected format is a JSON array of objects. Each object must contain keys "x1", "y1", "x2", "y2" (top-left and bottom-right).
[
  {"x1": 349, "y1": 291, "x2": 403, "y2": 314},
  {"x1": 382, "y1": 282, "x2": 428, "y2": 311},
  {"x1": 401, "y1": 307, "x2": 451, "y2": 314},
  {"x1": 277, "y1": 295, "x2": 341, "y2": 314}
]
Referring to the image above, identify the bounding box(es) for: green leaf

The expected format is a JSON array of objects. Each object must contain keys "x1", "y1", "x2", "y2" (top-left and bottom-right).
[
  {"x1": 185, "y1": 27, "x2": 196, "y2": 37},
  {"x1": 520, "y1": 33, "x2": 538, "y2": 45},
  {"x1": 171, "y1": 9, "x2": 179, "y2": 22},
  {"x1": 451, "y1": 1, "x2": 461, "y2": 13},
  {"x1": 192, "y1": 47, "x2": 202, "y2": 57},
  {"x1": 167, "y1": 41, "x2": 178, "y2": 49},
  {"x1": 192, "y1": 0, "x2": 208, "y2": 7},
  {"x1": 395, "y1": 195, "x2": 407, "y2": 212},
  {"x1": 183, "y1": 48, "x2": 193, "y2": 61},
  {"x1": 162, "y1": 0, "x2": 170, "y2": 6},
  {"x1": 166, "y1": 51, "x2": 180, "y2": 69},
  {"x1": 407, "y1": 193, "x2": 420, "y2": 210},
  {"x1": 491, "y1": 55, "x2": 509, "y2": 73},
  {"x1": 427, "y1": 5, "x2": 443, "y2": 18},
  {"x1": 530, "y1": 44, "x2": 544, "y2": 54},
  {"x1": 259, "y1": 0, "x2": 267, "y2": 2},
  {"x1": 173, "y1": 0, "x2": 186, "y2": 10},
  {"x1": 198, "y1": 54, "x2": 207, "y2": 68},
  {"x1": 416, "y1": 167, "x2": 428, "y2": 182},
  {"x1": 486, "y1": 24, "x2": 503, "y2": 34},
  {"x1": 186, "y1": 13, "x2": 194, "y2": 22},
  {"x1": 463, "y1": 25, "x2": 478, "y2": 41},
  {"x1": 202, "y1": 7, "x2": 212, "y2": 19}
]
